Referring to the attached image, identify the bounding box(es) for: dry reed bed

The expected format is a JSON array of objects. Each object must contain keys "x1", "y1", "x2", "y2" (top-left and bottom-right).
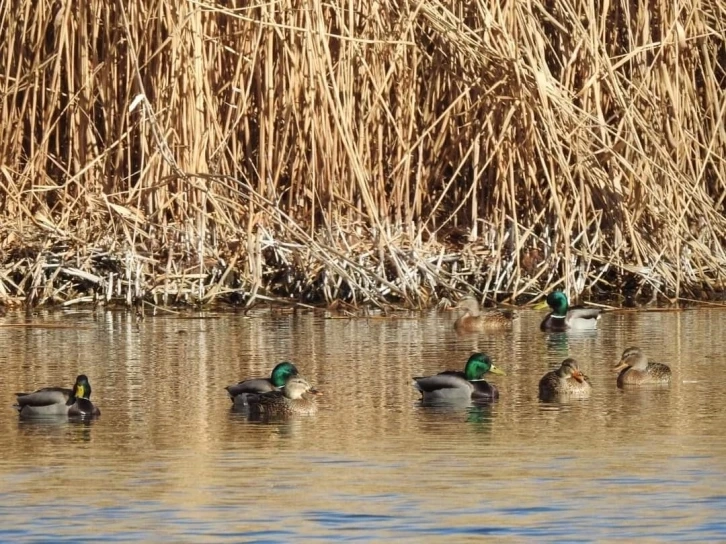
[{"x1": 0, "y1": 0, "x2": 725, "y2": 309}]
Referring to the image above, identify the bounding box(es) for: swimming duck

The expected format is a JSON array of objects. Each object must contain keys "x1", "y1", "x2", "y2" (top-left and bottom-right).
[
  {"x1": 613, "y1": 347, "x2": 671, "y2": 387},
  {"x1": 538, "y1": 358, "x2": 592, "y2": 399},
  {"x1": 453, "y1": 296, "x2": 519, "y2": 332},
  {"x1": 246, "y1": 375, "x2": 321, "y2": 416},
  {"x1": 14, "y1": 374, "x2": 101, "y2": 418},
  {"x1": 535, "y1": 291, "x2": 601, "y2": 331},
  {"x1": 413, "y1": 352, "x2": 506, "y2": 403},
  {"x1": 225, "y1": 361, "x2": 299, "y2": 405}
]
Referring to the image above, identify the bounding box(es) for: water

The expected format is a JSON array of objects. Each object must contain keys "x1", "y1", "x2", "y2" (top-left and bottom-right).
[{"x1": 1, "y1": 306, "x2": 726, "y2": 541}]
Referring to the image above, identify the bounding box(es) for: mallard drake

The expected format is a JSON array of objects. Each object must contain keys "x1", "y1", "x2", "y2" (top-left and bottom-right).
[
  {"x1": 225, "y1": 361, "x2": 299, "y2": 405},
  {"x1": 539, "y1": 358, "x2": 592, "y2": 399},
  {"x1": 14, "y1": 374, "x2": 101, "y2": 418},
  {"x1": 246, "y1": 375, "x2": 321, "y2": 416},
  {"x1": 614, "y1": 347, "x2": 671, "y2": 387},
  {"x1": 535, "y1": 291, "x2": 601, "y2": 331},
  {"x1": 413, "y1": 352, "x2": 506, "y2": 403},
  {"x1": 453, "y1": 296, "x2": 519, "y2": 332}
]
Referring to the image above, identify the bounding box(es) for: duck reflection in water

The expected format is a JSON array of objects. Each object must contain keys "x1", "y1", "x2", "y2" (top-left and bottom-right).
[
  {"x1": 413, "y1": 402, "x2": 495, "y2": 435},
  {"x1": 17, "y1": 416, "x2": 96, "y2": 444},
  {"x1": 466, "y1": 405, "x2": 494, "y2": 429}
]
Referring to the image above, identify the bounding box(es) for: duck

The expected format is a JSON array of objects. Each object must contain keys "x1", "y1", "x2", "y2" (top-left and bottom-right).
[
  {"x1": 246, "y1": 375, "x2": 321, "y2": 416},
  {"x1": 539, "y1": 358, "x2": 592, "y2": 399},
  {"x1": 535, "y1": 291, "x2": 602, "y2": 332},
  {"x1": 613, "y1": 347, "x2": 671, "y2": 387},
  {"x1": 225, "y1": 361, "x2": 299, "y2": 405},
  {"x1": 14, "y1": 374, "x2": 101, "y2": 418},
  {"x1": 453, "y1": 296, "x2": 519, "y2": 332},
  {"x1": 413, "y1": 352, "x2": 506, "y2": 403}
]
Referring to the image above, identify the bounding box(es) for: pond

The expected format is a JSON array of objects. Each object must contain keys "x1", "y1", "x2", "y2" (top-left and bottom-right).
[{"x1": 1, "y1": 305, "x2": 726, "y2": 541}]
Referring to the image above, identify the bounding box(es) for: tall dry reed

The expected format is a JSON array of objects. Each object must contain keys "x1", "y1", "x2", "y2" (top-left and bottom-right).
[{"x1": 0, "y1": 0, "x2": 724, "y2": 308}]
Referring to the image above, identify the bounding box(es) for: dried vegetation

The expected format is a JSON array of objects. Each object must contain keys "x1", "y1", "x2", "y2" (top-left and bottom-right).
[{"x1": 0, "y1": 0, "x2": 725, "y2": 310}]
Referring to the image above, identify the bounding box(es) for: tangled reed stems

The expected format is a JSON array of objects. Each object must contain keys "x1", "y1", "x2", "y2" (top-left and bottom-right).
[{"x1": 0, "y1": 0, "x2": 725, "y2": 310}]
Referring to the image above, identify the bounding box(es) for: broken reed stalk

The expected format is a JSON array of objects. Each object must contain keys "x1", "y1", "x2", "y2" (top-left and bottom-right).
[{"x1": 0, "y1": 0, "x2": 725, "y2": 310}]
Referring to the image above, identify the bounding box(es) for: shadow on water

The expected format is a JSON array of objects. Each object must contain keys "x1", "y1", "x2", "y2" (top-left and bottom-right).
[
  {"x1": 543, "y1": 329, "x2": 600, "y2": 358},
  {"x1": 223, "y1": 406, "x2": 318, "y2": 444},
  {"x1": 16, "y1": 416, "x2": 97, "y2": 443},
  {"x1": 412, "y1": 400, "x2": 495, "y2": 438},
  {"x1": 537, "y1": 395, "x2": 593, "y2": 410},
  {"x1": 416, "y1": 396, "x2": 494, "y2": 418}
]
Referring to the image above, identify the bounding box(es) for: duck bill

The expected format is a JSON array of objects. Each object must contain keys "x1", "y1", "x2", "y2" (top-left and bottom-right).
[
  {"x1": 572, "y1": 370, "x2": 584, "y2": 383},
  {"x1": 308, "y1": 388, "x2": 323, "y2": 396},
  {"x1": 488, "y1": 364, "x2": 506, "y2": 376},
  {"x1": 612, "y1": 361, "x2": 629, "y2": 372},
  {"x1": 533, "y1": 300, "x2": 549, "y2": 310},
  {"x1": 74, "y1": 384, "x2": 86, "y2": 398}
]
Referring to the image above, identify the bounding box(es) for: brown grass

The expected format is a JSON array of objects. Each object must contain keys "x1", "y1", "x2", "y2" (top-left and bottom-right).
[{"x1": 0, "y1": 0, "x2": 725, "y2": 309}]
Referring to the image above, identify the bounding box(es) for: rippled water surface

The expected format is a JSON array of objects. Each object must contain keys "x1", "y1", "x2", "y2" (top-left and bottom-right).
[{"x1": 2, "y1": 305, "x2": 726, "y2": 541}]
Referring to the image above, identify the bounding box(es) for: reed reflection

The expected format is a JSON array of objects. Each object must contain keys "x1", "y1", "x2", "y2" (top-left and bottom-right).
[{"x1": 0, "y1": 307, "x2": 725, "y2": 541}]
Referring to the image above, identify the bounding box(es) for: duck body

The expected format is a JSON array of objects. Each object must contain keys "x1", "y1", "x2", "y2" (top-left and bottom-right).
[
  {"x1": 539, "y1": 358, "x2": 592, "y2": 400},
  {"x1": 454, "y1": 297, "x2": 518, "y2": 333},
  {"x1": 15, "y1": 375, "x2": 100, "y2": 418},
  {"x1": 413, "y1": 352, "x2": 506, "y2": 403},
  {"x1": 537, "y1": 291, "x2": 601, "y2": 332},
  {"x1": 614, "y1": 347, "x2": 671, "y2": 387},
  {"x1": 246, "y1": 376, "x2": 320, "y2": 416},
  {"x1": 414, "y1": 371, "x2": 500, "y2": 401},
  {"x1": 226, "y1": 361, "x2": 299, "y2": 405}
]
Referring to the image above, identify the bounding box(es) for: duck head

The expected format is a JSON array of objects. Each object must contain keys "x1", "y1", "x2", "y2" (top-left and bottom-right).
[
  {"x1": 282, "y1": 376, "x2": 320, "y2": 400},
  {"x1": 463, "y1": 352, "x2": 506, "y2": 380},
  {"x1": 73, "y1": 375, "x2": 92, "y2": 400},
  {"x1": 613, "y1": 347, "x2": 648, "y2": 372},
  {"x1": 557, "y1": 358, "x2": 585, "y2": 383},
  {"x1": 270, "y1": 362, "x2": 299, "y2": 387}
]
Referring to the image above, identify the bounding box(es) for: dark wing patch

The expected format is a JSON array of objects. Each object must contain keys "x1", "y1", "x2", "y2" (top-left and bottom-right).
[
  {"x1": 471, "y1": 380, "x2": 498, "y2": 400},
  {"x1": 226, "y1": 378, "x2": 276, "y2": 397}
]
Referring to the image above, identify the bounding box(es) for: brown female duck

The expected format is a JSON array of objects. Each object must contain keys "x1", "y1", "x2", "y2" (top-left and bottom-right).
[
  {"x1": 614, "y1": 347, "x2": 671, "y2": 387},
  {"x1": 539, "y1": 358, "x2": 592, "y2": 399},
  {"x1": 454, "y1": 296, "x2": 518, "y2": 333},
  {"x1": 246, "y1": 375, "x2": 321, "y2": 416}
]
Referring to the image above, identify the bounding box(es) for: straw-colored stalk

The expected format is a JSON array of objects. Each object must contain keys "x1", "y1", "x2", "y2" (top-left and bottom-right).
[{"x1": 0, "y1": 0, "x2": 724, "y2": 309}]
